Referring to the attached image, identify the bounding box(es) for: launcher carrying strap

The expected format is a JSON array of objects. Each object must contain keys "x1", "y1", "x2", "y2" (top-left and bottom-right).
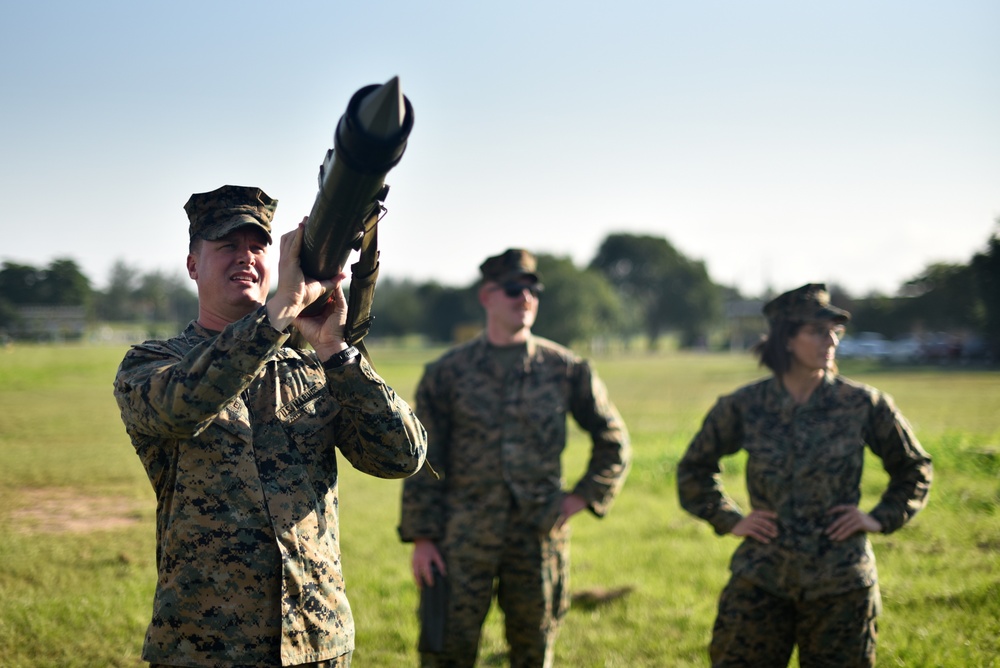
[{"x1": 343, "y1": 210, "x2": 381, "y2": 366}]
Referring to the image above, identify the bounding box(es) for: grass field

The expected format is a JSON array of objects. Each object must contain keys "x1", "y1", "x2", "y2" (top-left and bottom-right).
[{"x1": 0, "y1": 343, "x2": 998, "y2": 667}]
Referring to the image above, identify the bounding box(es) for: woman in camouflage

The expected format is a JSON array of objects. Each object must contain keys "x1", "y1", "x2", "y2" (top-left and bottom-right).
[{"x1": 677, "y1": 283, "x2": 932, "y2": 667}]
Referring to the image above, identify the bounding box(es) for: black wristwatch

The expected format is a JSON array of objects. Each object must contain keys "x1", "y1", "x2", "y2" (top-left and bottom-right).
[{"x1": 322, "y1": 345, "x2": 360, "y2": 370}]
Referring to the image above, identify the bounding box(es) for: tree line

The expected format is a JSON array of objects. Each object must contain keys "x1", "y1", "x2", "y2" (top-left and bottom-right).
[{"x1": 2, "y1": 228, "x2": 998, "y2": 360}]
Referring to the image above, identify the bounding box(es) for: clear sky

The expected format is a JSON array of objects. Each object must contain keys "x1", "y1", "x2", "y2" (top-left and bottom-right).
[{"x1": 2, "y1": 0, "x2": 998, "y2": 297}]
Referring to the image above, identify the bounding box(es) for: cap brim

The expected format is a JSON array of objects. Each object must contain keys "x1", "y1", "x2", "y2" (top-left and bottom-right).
[
  {"x1": 495, "y1": 271, "x2": 539, "y2": 285},
  {"x1": 816, "y1": 306, "x2": 851, "y2": 323},
  {"x1": 199, "y1": 214, "x2": 273, "y2": 244}
]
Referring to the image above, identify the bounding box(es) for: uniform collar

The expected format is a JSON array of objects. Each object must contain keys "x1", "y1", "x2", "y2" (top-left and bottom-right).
[
  {"x1": 767, "y1": 370, "x2": 837, "y2": 411},
  {"x1": 471, "y1": 331, "x2": 539, "y2": 375}
]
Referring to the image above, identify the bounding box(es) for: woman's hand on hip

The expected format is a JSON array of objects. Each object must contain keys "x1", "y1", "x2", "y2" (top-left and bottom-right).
[
  {"x1": 826, "y1": 505, "x2": 882, "y2": 541},
  {"x1": 731, "y1": 509, "x2": 779, "y2": 543}
]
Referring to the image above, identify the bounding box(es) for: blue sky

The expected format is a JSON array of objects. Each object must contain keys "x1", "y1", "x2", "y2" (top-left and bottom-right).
[{"x1": 2, "y1": 0, "x2": 998, "y2": 296}]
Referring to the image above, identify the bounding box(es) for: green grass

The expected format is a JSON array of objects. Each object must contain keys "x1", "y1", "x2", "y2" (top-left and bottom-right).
[{"x1": 1, "y1": 344, "x2": 998, "y2": 666}]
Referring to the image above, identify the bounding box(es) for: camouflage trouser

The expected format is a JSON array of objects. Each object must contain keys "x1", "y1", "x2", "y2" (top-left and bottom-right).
[
  {"x1": 420, "y1": 521, "x2": 570, "y2": 668},
  {"x1": 151, "y1": 651, "x2": 351, "y2": 667},
  {"x1": 709, "y1": 576, "x2": 880, "y2": 668}
]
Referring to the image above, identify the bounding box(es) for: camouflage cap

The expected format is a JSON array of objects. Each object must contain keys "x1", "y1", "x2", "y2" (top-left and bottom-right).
[
  {"x1": 184, "y1": 185, "x2": 277, "y2": 244},
  {"x1": 763, "y1": 283, "x2": 851, "y2": 324},
  {"x1": 479, "y1": 248, "x2": 540, "y2": 284}
]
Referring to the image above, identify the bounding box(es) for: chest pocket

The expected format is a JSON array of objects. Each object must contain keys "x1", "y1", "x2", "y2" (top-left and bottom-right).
[
  {"x1": 519, "y1": 369, "x2": 569, "y2": 444},
  {"x1": 212, "y1": 400, "x2": 254, "y2": 441},
  {"x1": 276, "y1": 382, "x2": 339, "y2": 440},
  {"x1": 270, "y1": 378, "x2": 341, "y2": 490},
  {"x1": 257, "y1": 354, "x2": 340, "y2": 466}
]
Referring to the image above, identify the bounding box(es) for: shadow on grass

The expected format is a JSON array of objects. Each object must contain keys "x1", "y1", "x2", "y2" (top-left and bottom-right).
[
  {"x1": 470, "y1": 587, "x2": 637, "y2": 666},
  {"x1": 571, "y1": 585, "x2": 635, "y2": 611},
  {"x1": 906, "y1": 579, "x2": 1000, "y2": 613}
]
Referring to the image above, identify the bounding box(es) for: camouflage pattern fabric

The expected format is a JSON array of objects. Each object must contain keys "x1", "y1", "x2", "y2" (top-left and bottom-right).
[
  {"x1": 479, "y1": 248, "x2": 539, "y2": 285},
  {"x1": 114, "y1": 305, "x2": 426, "y2": 667},
  {"x1": 184, "y1": 184, "x2": 277, "y2": 243},
  {"x1": 677, "y1": 372, "x2": 931, "y2": 663},
  {"x1": 418, "y1": 503, "x2": 570, "y2": 668},
  {"x1": 709, "y1": 576, "x2": 880, "y2": 667},
  {"x1": 762, "y1": 282, "x2": 850, "y2": 325},
  {"x1": 399, "y1": 334, "x2": 631, "y2": 667},
  {"x1": 151, "y1": 655, "x2": 352, "y2": 668}
]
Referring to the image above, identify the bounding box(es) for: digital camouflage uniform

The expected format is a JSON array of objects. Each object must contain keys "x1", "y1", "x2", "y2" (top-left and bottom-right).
[
  {"x1": 114, "y1": 306, "x2": 426, "y2": 667},
  {"x1": 398, "y1": 333, "x2": 631, "y2": 668},
  {"x1": 678, "y1": 372, "x2": 932, "y2": 667}
]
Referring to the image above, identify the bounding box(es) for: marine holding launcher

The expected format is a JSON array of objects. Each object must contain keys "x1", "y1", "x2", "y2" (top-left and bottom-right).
[{"x1": 113, "y1": 79, "x2": 424, "y2": 668}]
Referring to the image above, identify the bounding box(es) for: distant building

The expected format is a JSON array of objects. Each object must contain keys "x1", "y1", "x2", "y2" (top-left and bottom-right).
[{"x1": 10, "y1": 305, "x2": 87, "y2": 341}]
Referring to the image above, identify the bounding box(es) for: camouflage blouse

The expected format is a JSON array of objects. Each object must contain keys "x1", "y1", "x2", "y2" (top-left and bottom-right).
[
  {"x1": 114, "y1": 306, "x2": 426, "y2": 666},
  {"x1": 678, "y1": 372, "x2": 932, "y2": 599},
  {"x1": 398, "y1": 333, "x2": 630, "y2": 543}
]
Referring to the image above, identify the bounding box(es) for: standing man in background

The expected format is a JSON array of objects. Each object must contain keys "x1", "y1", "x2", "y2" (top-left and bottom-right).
[
  {"x1": 114, "y1": 185, "x2": 426, "y2": 667},
  {"x1": 398, "y1": 248, "x2": 631, "y2": 668}
]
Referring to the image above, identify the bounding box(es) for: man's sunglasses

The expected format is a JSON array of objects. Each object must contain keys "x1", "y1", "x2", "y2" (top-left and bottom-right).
[{"x1": 495, "y1": 282, "x2": 543, "y2": 298}]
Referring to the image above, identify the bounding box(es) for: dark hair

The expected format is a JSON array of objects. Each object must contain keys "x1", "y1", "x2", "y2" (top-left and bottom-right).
[
  {"x1": 752, "y1": 319, "x2": 804, "y2": 376},
  {"x1": 754, "y1": 319, "x2": 844, "y2": 376}
]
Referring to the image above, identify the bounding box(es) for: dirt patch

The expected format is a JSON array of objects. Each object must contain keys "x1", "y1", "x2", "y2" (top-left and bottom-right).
[{"x1": 8, "y1": 487, "x2": 144, "y2": 534}]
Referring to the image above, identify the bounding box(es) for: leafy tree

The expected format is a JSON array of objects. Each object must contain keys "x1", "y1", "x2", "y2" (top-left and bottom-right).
[
  {"x1": 93, "y1": 261, "x2": 196, "y2": 327},
  {"x1": 0, "y1": 259, "x2": 92, "y2": 339},
  {"x1": 370, "y1": 278, "x2": 425, "y2": 338},
  {"x1": 415, "y1": 282, "x2": 481, "y2": 343},
  {"x1": 533, "y1": 253, "x2": 627, "y2": 347},
  {"x1": 896, "y1": 262, "x2": 983, "y2": 333},
  {"x1": 135, "y1": 271, "x2": 198, "y2": 323},
  {"x1": 0, "y1": 262, "x2": 44, "y2": 305},
  {"x1": 0, "y1": 259, "x2": 92, "y2": 330},
  {"x1": 40, "y1": 259, "x2": 92, "y2": 307},
  {"x1": 96, "y1": 261, "x2": 141, "y2": 321},
  {"x1": 848, "y1": 294, "x2": 908, "y2": 338},
  {"x1": 971, "y1": 222, "x2": 1000, "y2": 359},
  {"x1": 589, "y1": 233, "x2": 721, "y2": 348},
  {"x1": 0, "y1": 297, "x2": 20, "y2": 333}
]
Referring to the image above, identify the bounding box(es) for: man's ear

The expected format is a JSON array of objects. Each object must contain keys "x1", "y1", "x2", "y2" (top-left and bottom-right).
[
  {"x1": 186, "y1": 253, "x2": 198, "y2": 281},
  {"x1": 477, "y1": 283, "x2": 491, "y2": 308}
]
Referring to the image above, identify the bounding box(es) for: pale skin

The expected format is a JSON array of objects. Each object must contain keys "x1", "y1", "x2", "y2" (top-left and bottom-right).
[
  {"x1": 410, "y1": 277, "x2": 588, "y2": 588},
  {"x1": 186, "y1": 218, "x2": 351, "y2": 363},
  {"x1": 731, "y1": 319, "x2": 882, "y2": 545}
]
